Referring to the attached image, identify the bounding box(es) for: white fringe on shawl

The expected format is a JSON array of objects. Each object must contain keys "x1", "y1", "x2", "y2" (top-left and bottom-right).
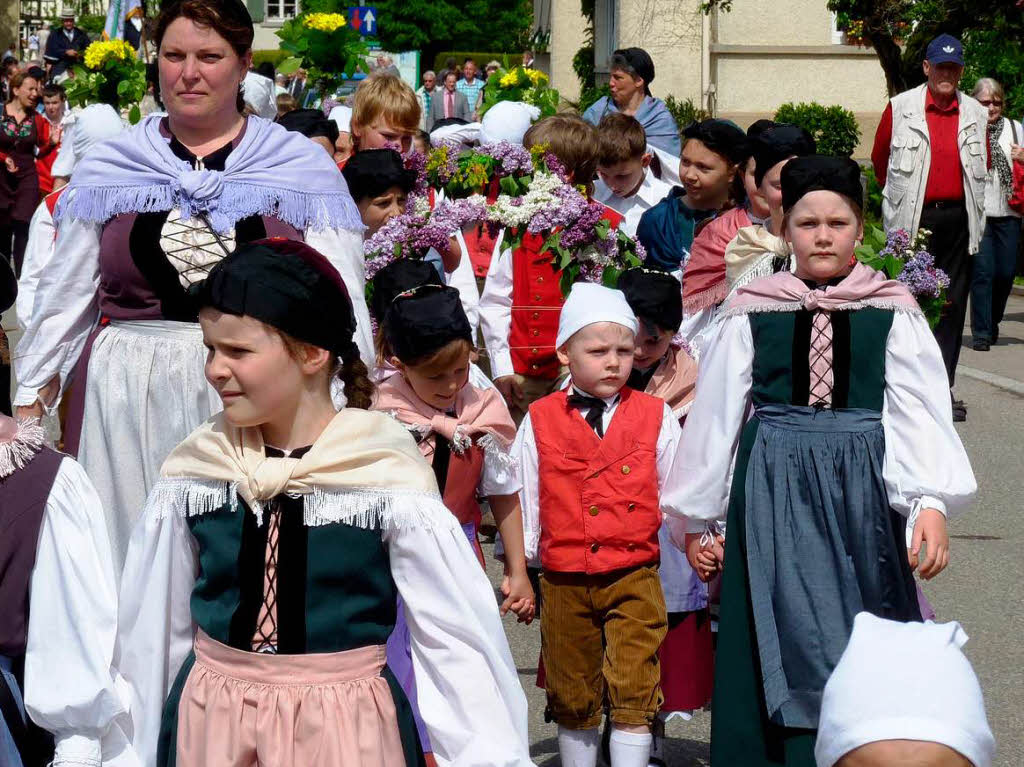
[
  {"x1": 146, "y1": 476, "x2": 457, "y2": 531},
  {"x1": 0, "y1": 418, "x2": 46, "y2": 479}
]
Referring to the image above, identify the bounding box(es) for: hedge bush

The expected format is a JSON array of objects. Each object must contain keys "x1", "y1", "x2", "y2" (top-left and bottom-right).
[
  {"x1": 252, "y1": 49, "x2": 292, "y2": 69},
  {"x1": 664, "y1": 95, "x2": 710, "y2": 131},
  {"x1": 432, "y1": 52, "x2": 518, "y2": 75},
  {"x1": 773, "y1": 102, "x2": 861, "y2": 158}
]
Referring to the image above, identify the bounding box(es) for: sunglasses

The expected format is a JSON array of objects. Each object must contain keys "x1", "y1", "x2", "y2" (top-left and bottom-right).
[{"x1": 978, "y1": 99, "x2": 1003, "y2": 107}]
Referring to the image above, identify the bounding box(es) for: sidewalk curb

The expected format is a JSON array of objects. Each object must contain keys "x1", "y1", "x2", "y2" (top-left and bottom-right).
[
  {"x1": 1013, "y1": 284, "x2": 1024, "y2": 297},
  {"x1": 958, "y1": 365, "x2": 1024, "y2": 396}
]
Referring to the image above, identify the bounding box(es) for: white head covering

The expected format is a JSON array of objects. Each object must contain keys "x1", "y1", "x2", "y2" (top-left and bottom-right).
[
  {"x1": 479, "y1": 101, "x2": 540, "y2": 145},
  {"x1": 815, "y1": 612, "x2": 995, "y2": 767},
  {"x1": 242, "y1": 72, "x2": 278, "y2": 120},
  {"x1": 328, "y1": 105, "x2": 352, "y2": 133},
  {"x1": 429, "y1": 121, "x2": 481, "y2": 150},
  {"x1": 50, "y1": 103, "x2": 125, "y2": 178},
  {"x1": 556, "y1": 283, "x2": 638, "y2": 348}
]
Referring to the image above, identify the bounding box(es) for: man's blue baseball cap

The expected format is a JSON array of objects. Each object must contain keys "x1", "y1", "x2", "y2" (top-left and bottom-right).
[{"x1": 926, "y1": 34, "x2": 964, "y2": 66}]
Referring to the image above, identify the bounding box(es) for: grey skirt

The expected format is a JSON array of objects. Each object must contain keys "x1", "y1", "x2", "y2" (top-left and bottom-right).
[{"x1": 744, "y1": 404, "x2": 920, "y2": 729}]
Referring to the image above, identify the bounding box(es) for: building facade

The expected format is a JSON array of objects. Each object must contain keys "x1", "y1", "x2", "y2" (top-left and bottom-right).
[{"x1": 540, "y1": 0, "x2": 889, "y2": 157}]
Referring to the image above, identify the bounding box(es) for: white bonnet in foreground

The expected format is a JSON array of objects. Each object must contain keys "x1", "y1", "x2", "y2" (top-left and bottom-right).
[{"x1": 815, "y1": 612, "x2": 994, "y2": 767}]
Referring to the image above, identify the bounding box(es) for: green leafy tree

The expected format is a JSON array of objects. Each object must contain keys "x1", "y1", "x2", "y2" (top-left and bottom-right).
[
  {"x1": 356, "y1": 0, "x2": 533, "y2": 70},
  {"x1": 703, "y1": 0, "x2": 1024, "y2": 100}
]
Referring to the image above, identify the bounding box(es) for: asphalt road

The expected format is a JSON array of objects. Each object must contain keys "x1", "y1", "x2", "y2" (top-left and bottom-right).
[{"x1": 4, "y1": 295, "x2": 1023, "y2": 765}]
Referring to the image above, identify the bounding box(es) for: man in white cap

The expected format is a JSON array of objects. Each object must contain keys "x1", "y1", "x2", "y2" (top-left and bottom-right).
[
  {"x1": 43, "y1": 9, "x2": 89, "y2": 79},
  {"x1": 512, "y1": 282, "x2": 684, "y2": 767},
  {"x1": 815, "y1": 612, "x2": 995, "y2": 767}
]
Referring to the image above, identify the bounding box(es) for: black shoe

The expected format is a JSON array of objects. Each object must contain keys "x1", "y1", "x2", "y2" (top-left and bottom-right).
[
  {"x1": 952, "y1": 403, "x2": 967, "y2": 422},
  {"x1": 973, "y1": 339, "x2": 990, "y2": 351},
  {"x1": 993, "y1": 327, "x2": 1000, "y2": 345}
]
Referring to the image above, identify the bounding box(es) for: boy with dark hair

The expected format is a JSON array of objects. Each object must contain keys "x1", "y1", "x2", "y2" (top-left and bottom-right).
[{"x1": 594, "y1": 113, "x2": 672, "y2": 237}]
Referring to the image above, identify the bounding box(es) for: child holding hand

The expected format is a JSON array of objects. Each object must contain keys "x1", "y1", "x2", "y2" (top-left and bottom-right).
[
  {"x1": 665, "y1": 156, "x2": 976, "y2": 767},
  {"x1": 514, "y1": 283, "x2": 683, "y2": 767},
  {"x1": 373, "y1": 282, "x2": 534, "y2": 612},
  {"x1": 115, "y1": 239, "x2": 531, "y2": 767}
]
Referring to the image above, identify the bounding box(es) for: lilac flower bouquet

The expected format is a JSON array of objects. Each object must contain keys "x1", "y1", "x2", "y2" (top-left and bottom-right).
[
  {"x1": 425, "y1": 141, "x2": 540, "y2": 200},
  {"x1": 855, "y1": 226, "x2": 950, "y2": 328},
  {"x1": 363, "y1": 195, "x2": 488, "y2": 282}
]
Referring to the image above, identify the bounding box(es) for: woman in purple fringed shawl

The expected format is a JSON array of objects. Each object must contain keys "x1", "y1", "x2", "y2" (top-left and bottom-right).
[{"x1": 13, "y1": 0, "x2": 372, "y2": 576}]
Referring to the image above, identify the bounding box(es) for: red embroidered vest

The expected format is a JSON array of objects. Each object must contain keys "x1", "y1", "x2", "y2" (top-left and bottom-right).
[
  {"x1": 509, "y1": 205, "x2": 624, "y2": 379},
  {"x1": 442, "y1": 444, "x2": 485, "y2": 529},
  {"x1": 530, "y1": 387, "x2": 663, "y2": 574},
  {"x1": 463, "y1": 223, "x2": 498, "y2": 278}
]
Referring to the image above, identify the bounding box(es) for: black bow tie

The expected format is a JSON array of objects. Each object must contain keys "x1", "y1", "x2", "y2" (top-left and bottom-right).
[{"x1": 567, "y1": 392, "x2": 608, "y2": 437}]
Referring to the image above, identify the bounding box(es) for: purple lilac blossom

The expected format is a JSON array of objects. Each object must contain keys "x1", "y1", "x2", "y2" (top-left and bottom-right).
[
  {"x1": 887, "y1": 228, "x2": 912, "y2": 253},
  {"x1": 480, "y1": 141, "x2": 534, "y2": 175},
  {"x1": 899, "y1": 251, "x2": 950, "y2": 298}
]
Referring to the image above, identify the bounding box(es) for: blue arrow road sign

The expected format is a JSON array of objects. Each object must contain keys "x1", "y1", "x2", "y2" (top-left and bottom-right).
[{"x1": 348, "y1": 7, "x2": 378, "y2": 36}]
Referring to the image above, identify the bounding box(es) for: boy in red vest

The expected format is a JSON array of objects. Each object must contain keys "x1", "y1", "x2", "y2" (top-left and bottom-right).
[
  {"x1": 513, "y1": 282, "x2": 682, "y2": 767},
  {"x1": 479, "y1": 115, "x2": 624, "y2": 423}
]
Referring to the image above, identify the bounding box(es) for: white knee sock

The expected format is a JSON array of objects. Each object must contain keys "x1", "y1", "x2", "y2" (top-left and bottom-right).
[
  {"x1": 609, "y1": 728, "x2": 653, "y2": 767},
  {"x1": 557, "y1": 726, "x2": 600, "y2": 767}
]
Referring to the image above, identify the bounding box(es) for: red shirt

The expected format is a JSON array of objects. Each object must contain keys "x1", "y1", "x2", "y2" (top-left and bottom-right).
[{"x1": 871, "y1": 90, "x2": 964, "y2": 203}]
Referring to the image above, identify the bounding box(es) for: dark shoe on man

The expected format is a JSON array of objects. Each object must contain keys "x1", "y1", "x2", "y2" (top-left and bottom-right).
[
  {"x1": 972, "y1": 338, "x2": 990, "y2": 351},
  {"x1": 951, "y1": 393, "x2": 966, "y2": 422},
  {"x1": 993, "y1": 327, "x2": 999, "y2": 345}
]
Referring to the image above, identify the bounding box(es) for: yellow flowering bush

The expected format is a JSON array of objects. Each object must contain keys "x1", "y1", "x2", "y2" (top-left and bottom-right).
[
  {"x1": 302, "y1": 12, "x2": 347, "y2": 33},
  {"x1": 65, "y1": 39, "x2": 146, "y2": 123},
  {"x1": 277, "y1": 5, "x2": 367, "y2": 93},
  {"x1": 83, "y1": 39, "x2": 136, "y2": 70},
  {"x1": 481, "y1": 67, "x2": 559, "y2": 119}
]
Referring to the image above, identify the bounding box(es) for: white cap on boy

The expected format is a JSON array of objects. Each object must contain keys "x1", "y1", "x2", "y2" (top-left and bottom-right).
[
  {"x1": 815, "y1": 612, "x2": 995, "y2": 767},
  {"x1": 556, "y1": 282, "x2": 638, "y2": 349},
  {"x1": 479, "y1": 101, "x2": 540, "y2": 146}
]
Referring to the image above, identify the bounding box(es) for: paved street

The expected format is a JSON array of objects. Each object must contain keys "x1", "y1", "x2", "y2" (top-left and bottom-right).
[{"x1": 4, "y1": 294, "x2": 1024, "y2": 765}]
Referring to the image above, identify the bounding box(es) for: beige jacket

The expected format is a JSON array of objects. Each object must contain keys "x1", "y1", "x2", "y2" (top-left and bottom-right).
[{"x1": 881, "y1": 84, "x2": 988, "y2": 254}]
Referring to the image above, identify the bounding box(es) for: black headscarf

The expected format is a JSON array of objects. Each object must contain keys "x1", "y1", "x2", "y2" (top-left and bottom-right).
[
  {"x1": 612, "y1": 48, "x2": 655, "y2": 95},
  {"x1": 752, "y1": 125, "x2": 817, "y2": 187},
  {"x1": 278, "y1": 108, "x2": 340, "y2": 145},
  {"x1": 191, "y1": 238, "x2": 357, "y2": 358},
  {"x1": 682, "y1": 119, "x2": 750, "y2": 165},
  {"x1": 369, "y1": 259, "x2": 442, "y2": 322},
  {"x1": 781, "y1": 155, "x2": 863, "y2": 213},
  {"x1": 617, "y1": 267, "x2": 682, "y2": 335},
  {"x1": 384, "y1": 286, "x2": 473, "y2": 363},
  {"x1": 341, "y1": 148, "x2": 417, "y2": 203}
]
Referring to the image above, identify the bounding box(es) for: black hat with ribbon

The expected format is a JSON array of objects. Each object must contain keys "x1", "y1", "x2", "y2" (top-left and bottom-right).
[
  {"x1": 191, "y1": 238, "x2": 357, "y2": 358},
  {"x1": 781, "y1": 155, "x2": 864, "y2": 213},
  {"x1": 384, "y1": 285, "x2": 473, "y2": 364}
]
